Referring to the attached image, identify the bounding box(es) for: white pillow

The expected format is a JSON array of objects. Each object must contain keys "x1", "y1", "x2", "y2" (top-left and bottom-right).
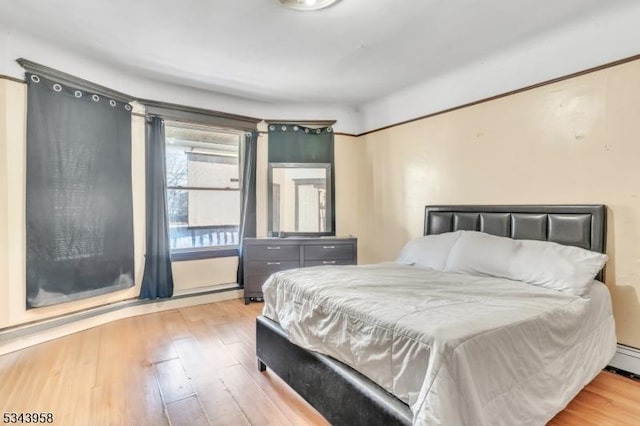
[
  {"x1": 445, "y1": 231, "x2": 608, "y2": 296},
  {"x1": 443, "y1": 231, "x2": 517, "y2": 277},
  {"x1": 396, "y1": 231, "x2": 462, "y2": 270}
]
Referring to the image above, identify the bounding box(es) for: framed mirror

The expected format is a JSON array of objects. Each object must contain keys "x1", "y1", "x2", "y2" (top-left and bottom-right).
[{"x1": 268, "y1": 162, "x2": 333, "y2": 236}]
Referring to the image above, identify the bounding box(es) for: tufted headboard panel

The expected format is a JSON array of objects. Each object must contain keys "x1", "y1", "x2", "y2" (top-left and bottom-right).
[{"x1": 424, "y1": 205, "x2": 606, "y2": 254}]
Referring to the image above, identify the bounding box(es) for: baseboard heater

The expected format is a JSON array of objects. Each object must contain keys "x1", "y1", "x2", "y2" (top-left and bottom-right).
[{"x1": 608, "y1": 344, "x2": 640, "y2": 380}]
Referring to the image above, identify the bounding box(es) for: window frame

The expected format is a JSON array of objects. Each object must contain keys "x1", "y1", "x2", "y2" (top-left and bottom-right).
[
  {"x1": 165, "y1": 121, "x2": 243, "y2": 261},
  {"x1": 143, "y1": 100, "x2": 259, "y2": 262}
]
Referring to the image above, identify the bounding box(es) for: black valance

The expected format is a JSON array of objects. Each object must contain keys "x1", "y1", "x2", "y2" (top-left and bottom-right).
[
  {"x1": 268, "y1": 123, "x2": 334, "y2": 163},
  {"x1": 142, "y1": 99, "x2": 260, "y2": 131}
]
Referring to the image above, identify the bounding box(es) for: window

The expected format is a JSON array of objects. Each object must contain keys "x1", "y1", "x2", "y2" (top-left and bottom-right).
[{"x1": 165, "y1": 122, "x2": 244, "y2": 259}]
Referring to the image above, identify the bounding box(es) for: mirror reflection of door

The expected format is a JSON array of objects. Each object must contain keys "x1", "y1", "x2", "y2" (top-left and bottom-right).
[
  {"x1": 294, "y1": 179, "x2": 326, "y2": 232},
  {"x1": 270, "y1": 165, "x2": 330, "y2": 234}
]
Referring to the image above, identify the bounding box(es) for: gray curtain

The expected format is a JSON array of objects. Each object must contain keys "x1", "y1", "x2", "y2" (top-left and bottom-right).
[
  {"x1": 236, "y1": 131, "x2": 258, "y2": 286},
  {"x1": 140, "y1": 117, "x2": 174, "y2": 299},
  {"x1": 25, "y1": 72, "x2": 134, "y2": 309}
]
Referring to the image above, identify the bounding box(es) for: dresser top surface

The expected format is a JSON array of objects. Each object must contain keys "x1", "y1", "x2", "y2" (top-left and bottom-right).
[{"x1": 244, "y1": 236, "x2": 356, "y2": 243}]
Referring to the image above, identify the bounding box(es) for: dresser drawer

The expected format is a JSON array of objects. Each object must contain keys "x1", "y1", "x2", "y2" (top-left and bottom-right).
[
  {"x1": 243, "y1": 237, "x2": 357, "y2": 304},
  {"x1": 247, "y1": 260, "x2": 300, "y2": 276},
  {"x1": 246, "y1": 244, "x2": 300, "y2": 261},
  {"x1": 304, "y1": 259, "x2": 354, "y2": 267},
  {"x1": 304, "y1": 244, "x2": 354, "y2": 261},
  {"x1": 244, "y1": 275, "x2": 269, "y2": 296}
]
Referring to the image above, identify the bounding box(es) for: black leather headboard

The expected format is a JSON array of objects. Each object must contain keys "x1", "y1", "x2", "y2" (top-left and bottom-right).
[{"x1": 424, "y1": 205, "x2": 606, "y2": 254}]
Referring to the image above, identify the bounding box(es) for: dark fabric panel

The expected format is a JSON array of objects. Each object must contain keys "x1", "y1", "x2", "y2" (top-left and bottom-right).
[
  {"x1": 268, "y1": 124, "x2": 333, "y2": 163},
  {"x1": 453, "y1": 213, "x2": 480, "y2": 231},
  {"x1": 427, "y1": 212, "x2": 453, "y2": 234},
  {"x1": 26, "y1": 73, "x2": 134, "y2": 308},
  {"x1": 548, "y1": 214, "x2": 591, "y2": 249},
  {"x1": 511, "y1": 213, "x2": 548, "y2": 240},
  {"x1": 237, "y1": 131, "x2": 258, "y2": 287},
  {"x1": 140, "y1": 117, "x2": 174, "y2": 299},
  {"x1": 480, "y1": 213, "x2": 511, "y2": 236}
]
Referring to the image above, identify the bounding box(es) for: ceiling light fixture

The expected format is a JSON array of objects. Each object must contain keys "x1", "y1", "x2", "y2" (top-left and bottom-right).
[{"x1": 278, "y1": 0, "x2": 341, "y2": 11}]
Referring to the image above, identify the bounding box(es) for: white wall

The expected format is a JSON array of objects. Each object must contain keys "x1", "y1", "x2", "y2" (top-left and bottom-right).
[
  {"x1": 0, "y1": 29, "x2": 363, "y2": 134},
  {"x1": 6, "y1": 2, "x2": 640, "y2": 136},
  {"x1": 359, "y1": 2, "x2": 640, "y2": 133}
]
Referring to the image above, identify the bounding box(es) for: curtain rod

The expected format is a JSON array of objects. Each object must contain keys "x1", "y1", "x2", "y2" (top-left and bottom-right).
[
  {"x1": 17, "y1": 58, "x2": 135, "y2": 103},
  {"x1": 264, "y1": 119, "x2": 336, "y2": 126}
]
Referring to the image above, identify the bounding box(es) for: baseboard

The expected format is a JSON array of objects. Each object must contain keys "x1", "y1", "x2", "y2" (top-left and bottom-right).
[
  {"x1": 0, "y1": 287, "x2": 243, "y2": 356},
  {"x1": 608, "y1": 344, "x2": 640, "y2": 377}
]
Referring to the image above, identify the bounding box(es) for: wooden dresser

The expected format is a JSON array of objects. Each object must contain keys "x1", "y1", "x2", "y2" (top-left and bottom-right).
[{"x1": 242, "y1": 236, "x2": 357, "y2": 304}]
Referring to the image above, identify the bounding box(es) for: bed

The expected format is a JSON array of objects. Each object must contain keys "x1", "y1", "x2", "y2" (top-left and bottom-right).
[{"x1": 255, "y1": 205, "x2": 616, "y2": 426}]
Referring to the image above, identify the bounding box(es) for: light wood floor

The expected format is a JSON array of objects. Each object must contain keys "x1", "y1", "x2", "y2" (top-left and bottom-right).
[{"x1": 0, "y1": 299, "x2": 638, "y2": 426}]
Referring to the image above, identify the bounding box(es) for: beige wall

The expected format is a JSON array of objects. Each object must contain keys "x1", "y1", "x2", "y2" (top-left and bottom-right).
[
  {"x1": 358, "y1": 59, "x2": 640, "y2": 348},
  {"x1": 256, "y1": 126, "x2": 269, "y2": 237},
  {"x1": 172, "y1": 257, "x2": 238, "y2": 293},
  {"x1": 334, "y1": 134, "x2": 362, "y2": 239},
  {"x1": 0, "y1": 80, "x2": 9, "y2": 327}
]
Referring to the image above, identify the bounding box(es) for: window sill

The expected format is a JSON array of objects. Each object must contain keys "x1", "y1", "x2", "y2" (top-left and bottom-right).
[{"x1": 170, "y1": 246, "x2": 239, "y2": 262}]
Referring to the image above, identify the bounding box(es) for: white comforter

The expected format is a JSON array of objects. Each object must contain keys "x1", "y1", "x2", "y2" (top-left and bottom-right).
[{"x1": 262, "y1": 263, "x2": 616, "y2": 426}]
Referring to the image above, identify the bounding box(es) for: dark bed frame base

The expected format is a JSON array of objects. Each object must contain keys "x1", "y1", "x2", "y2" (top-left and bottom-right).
[{"x1": 256, "y1": 315, "x2": 412, "y2": 426}]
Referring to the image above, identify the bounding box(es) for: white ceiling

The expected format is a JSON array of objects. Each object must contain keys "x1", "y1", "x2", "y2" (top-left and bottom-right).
[{"x1": 1, "y1": 0, "x2": 640, "y2": 132}]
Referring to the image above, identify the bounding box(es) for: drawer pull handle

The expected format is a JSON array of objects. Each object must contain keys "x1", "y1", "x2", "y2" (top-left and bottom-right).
[
  {"x1": 323, "y1": 261, "x2": 336, "y2": 264},
  {"x1": 266, "y1": 246, "x2": 281, "y2": 250},
  {"x1": 323, "y1": 246, "x2": 336, "y2": 249},
  {"x1": 267, "y1": 262, "x2": 281, "y2": 265}
]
